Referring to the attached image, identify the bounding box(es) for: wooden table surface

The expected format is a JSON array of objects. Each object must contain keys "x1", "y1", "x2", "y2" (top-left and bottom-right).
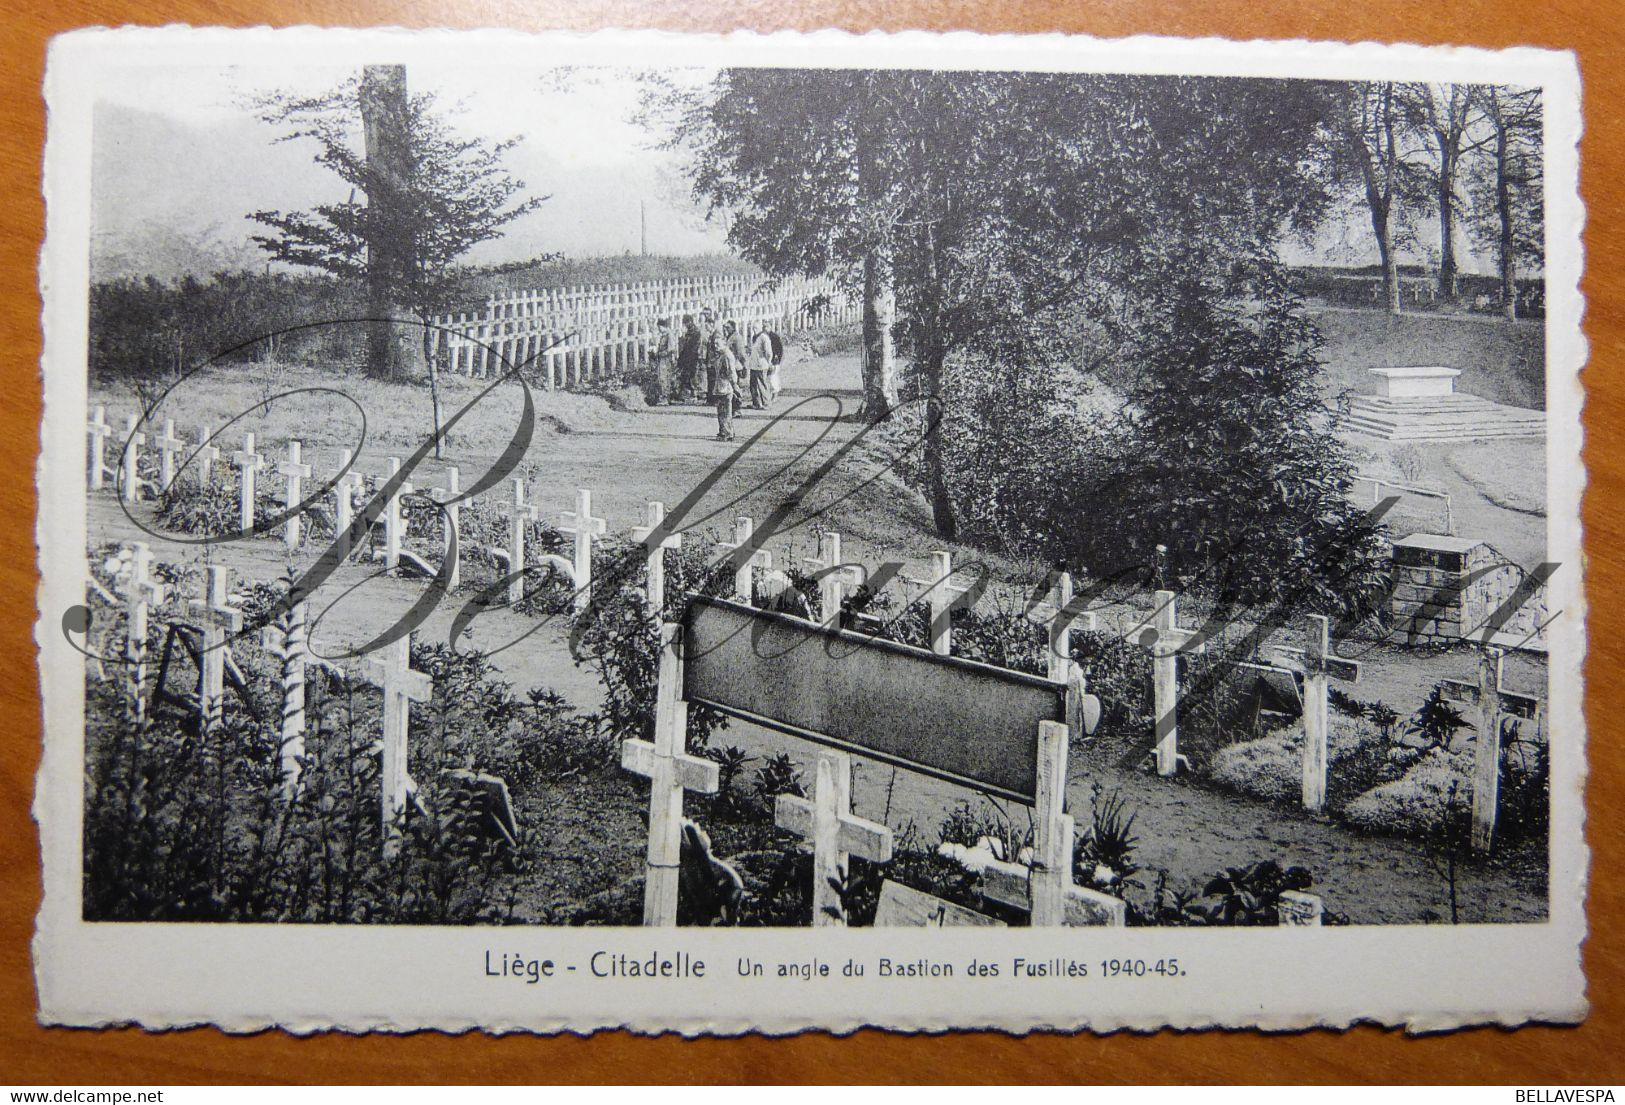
[{"x1": 1, "y1": 0, "x2": 1618, "y2": 1085}]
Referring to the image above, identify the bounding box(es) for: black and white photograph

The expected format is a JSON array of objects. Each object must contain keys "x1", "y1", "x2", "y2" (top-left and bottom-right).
[{"x1": 33, "y1": 27, "x2": 1587, "y2": 1033}]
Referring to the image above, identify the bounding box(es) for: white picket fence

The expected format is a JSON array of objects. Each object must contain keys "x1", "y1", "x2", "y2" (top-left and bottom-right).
[{"x1": 430, "y1": 273, "x2": 857, "y2": 385}]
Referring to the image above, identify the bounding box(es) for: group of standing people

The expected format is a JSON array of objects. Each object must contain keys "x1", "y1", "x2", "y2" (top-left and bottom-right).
[{"x1": 646, "y1": 309, "x2": 783, "y2": 442}]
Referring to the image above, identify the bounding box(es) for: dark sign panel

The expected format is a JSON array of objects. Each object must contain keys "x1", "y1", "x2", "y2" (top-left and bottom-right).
[{"x1": 682, "y1": 595, "x2": 1064, "y2": 804}]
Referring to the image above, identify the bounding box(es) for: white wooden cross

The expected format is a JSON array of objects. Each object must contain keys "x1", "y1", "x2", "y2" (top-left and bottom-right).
[
  {"x1": 978, "y1": 720, "x2": 1126, "y2": 926},
  {"x1": 122, "y1": 542, "x2": 167, "y2": 725},
  {"x1": 364, "y1": 634, "x2": 433, "y2": 857},
  {"x1": 629, "y1": 500, "x2": 682, "y2": 619},
  {"x1": 1441, "y1": 648, "x2": 1542, "y2": 853},
  {"x1": 621, "y1": 623, "x2": 720, "y2": 925},
  {"x1": 232, "y1": 433, "x2": 265, "y2": 534},
  {"x1": 775, "y1": 750, "x2": 893, "y2": 926},
  {"x1": 276, "y1": 440, "x2": 313, "y2": 552},
  {"x1": 188, "y1": 564, "x2": 242, "y2": 734},
  {"x1": 153, "y1": 419, "x2": 183, "y2": 495},
  {"x1": 260, "y1": 599, "x2": 309, "y2": 798},
  {"x1": 1123, "y1": 589, "x2": 1204, "y2": 777},
  {"x1": 1264, "y1": 614, "x2": 1361, "y2": 813},
  {"x1": 507, "y1": 477, "x2": 539, "y2": 606},
  {"x1": 120, "y1": 414, "x2": 145, "y2": 504},
  {"x1": 194, "y1": 425, "x2": 220, "y2": 486},
  {"x1": 801, "y1": 531, "x2": 866, "y2": 630},
  {"x1": 1029, "y1": 571, "x2": 1102, "y2": 742},
  {"x1": 714, "y1": 516, "x2": 771, "y2": 604},
  {"x1": 382, "y1": 456, "x2": 413, "y2": 571},
  {"x1": 425, "y1": 466, "x2": 462, "y2": 591},
  {"x1": 901, "y1": 550, "x2": 978, "y2": 657},
  {"x1": 332, "y1": 448, "x2": 365, "y2": 555},
  {"x1": 559, "y1": 489, "x2": 606, "y2": 616},
  {"x1": 87, "y1": 405, "x2": 112, "y2": 491}
]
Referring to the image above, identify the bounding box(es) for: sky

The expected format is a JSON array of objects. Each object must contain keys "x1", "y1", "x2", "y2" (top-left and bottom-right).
[
  {"x1": 88, "y1": 63, "x2": 1493, "y2": 282},
  {"x1": 90, "y1": 64, "x2": 730, "y2": 280}
]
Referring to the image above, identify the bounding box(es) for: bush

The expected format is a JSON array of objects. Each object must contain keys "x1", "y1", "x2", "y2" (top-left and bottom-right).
[{"x1": 1342, "y1": 747, "x2": 1474, "y2": 838}]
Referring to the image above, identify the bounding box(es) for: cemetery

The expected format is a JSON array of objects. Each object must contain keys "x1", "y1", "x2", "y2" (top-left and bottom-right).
[
  {"x1": 77, "y1": 281, "x2": 1552, "y2": 927},
  {"x1": 74, "y1": 67, "x2": 1555, "y2": 933}
]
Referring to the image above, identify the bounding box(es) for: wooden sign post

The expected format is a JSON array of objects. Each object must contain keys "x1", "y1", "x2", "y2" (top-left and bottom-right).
[
  {"x1": 260, "y1": 599, "x2": 309, "y2": 798},
  {"x1": 1264, "y1": 615, "x2": 1361, "y2": 813},
  {"x1": 507, "y1": 477, "x2": 538, "y2": 606},
  {"x1": 122, "y1": 542, "x2": 167, "y2": 725},
  {"x1": 364, "y1": 634, "x2": 433, "y2": 857},
  {"x1": 630, "y1": 500, "x2": 682, "y2": 619},
  {"x1": 426, "y1": 467, "x2": 462, "y2": 590},
  {"x1": 559, "y1": 489, "x2": 606, "y2": 616},
  {"x1": 901, "y1": 550, "x2": 978, "y2": 657},
  {"x1": 1124, "y1": 590, "x2": 1203, "y2": 777},
  {"x1": 154, "y1": 419, "x2": 183, "y2": 494},
  {"x1": 1442, "y1": 648, "x2": 1542, "y2": 853},
  {"x1": 775, "y1": 751, "x2": 894, "y2": 926},
  {"x1": 188, "y1": 564, "x2": 242, "y2": 734},
  {"x1": 232, "y1": 433, "x2": 264, "y2": 534},
  {"x1": 87, "y1": 405, "x2": 112, "y2": 491},
  {"x1": 120, "y1": 414, "x2": 145, "y2": 504},
  {"x1": 802, "y1": 531, "x2": 865, "y2": 630},
  {"x1": 277, "y1": 440, "x2": 313, "y2": 552},
  {"x1": 979, "y1": 720, "x2": 1126, "y2": 926},
  {"x1": 621, "y1": 623, "x2": 720, "y2": 925},
  {"x1": 382, "y1": 457, "x2": 413, "y2": 571},
  {"x1": 194, "y1": 425, "x2": 219, "y2": 486},
  {"x1": 715, "y1": 516, "x2": 770, "y2": 604}
]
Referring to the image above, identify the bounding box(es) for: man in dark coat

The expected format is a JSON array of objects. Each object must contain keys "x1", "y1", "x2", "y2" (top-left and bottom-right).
[{"x1": 676, "y1": 313, "x2": 702, "y2": 402}]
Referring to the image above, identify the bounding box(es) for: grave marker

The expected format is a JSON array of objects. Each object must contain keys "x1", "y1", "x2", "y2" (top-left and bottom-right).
[
  {"x1": 363, "y1": 634, "x2": 433, "y2": 856},
  {"x1": 232, "y1": 433, "x2": 264, "y2": 534},
  {"x1": 260, "y1": 599, "x2": 308, "y2": 797},
  {"x1": 194, "y1": 425, "x2": 220, "y2": 485},
  {"x1": 277, "y1": 440, "x2": 313, "y2": 552},
  {"x1": 1441, "y1": 648, "x2": 1541, "y2": 852},
  {"x1": 801, "y1": 531, "x2": 865, "y2": 630},
  {"x1": 382, "y1": 457, "x2": 413, "y2": 571},
  {"x1": 620, "y1": 623, "x2": 720, "y2": 925},
  {"x1": 1277, "y1": 890, "x2": 1324, "y2": 926},
  {"x1": 715, "y1": 516, "x2": 770, "y2": 604},
  {"x1": 630, "y1": 500, "x2": 682, "y2": 618},
  {"x1": 332, "y1": 449, "x2": 365, "y2": 555},
  {"x1": 559, "y1": 488, "x2": 606, "y2": 616},
  {"x1": 776, "y1": 751, "x2": 894, "y2": 926},
  {"x1": 154, "y1": 419, "x2": 183, "y2": 494},
  {"x1": 120, "y1": 414, "x2": 145, "y2": 503},
  {"x1": 507, "y1": 477, "x2": 538, "y2": 605},
  {"x1": 426, "y1": 467, "x2": 462, "y2": 590},
  {"x1": 1123, "y1": 590, "x2": 1204, "y2": 776},
  {"x1": 87, "y1": 405, "x2": 112, "y2": 490},
  {"x1": 901, "y1": 550, "x2": 978, "y2": 657},
  {"x1": 188, "y1": 564, "x2": 242, "y2": 734},
  {"x1": 1264, "y1": 615, "x2": 1361, "y2": 812},
  {"x1": 1029, "y1": 571, "x2": 1103, "y2": 741},
  {"x1": 874, "y1": 880, "x2": 1004, "y2": 927},
  {"x1": 122, "y1": 542, "x2": 167, "y2": 725}
]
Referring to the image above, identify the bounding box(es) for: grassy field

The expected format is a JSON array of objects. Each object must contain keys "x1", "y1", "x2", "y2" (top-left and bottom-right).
[{"x1": 1311, "y1": 306, "x2": 1547, "y2": 410}]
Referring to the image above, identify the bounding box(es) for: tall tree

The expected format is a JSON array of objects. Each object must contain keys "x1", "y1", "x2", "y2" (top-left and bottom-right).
[
  {"x1": 1316, "y1": 82, "x2": 1421, "y2": 314},
  {"x1": 250, "y1": 68, "x2": 544, "y2": 450},
  {"x1": 1403, "y1": 83, "x2": 1481, "y2": 299},
  {"x1": 675, "y1": 70, "x2": 1330, "y2": 538},
  {"x1": 1468, "y1": 85, "x2": 1544, "y2": 319}
]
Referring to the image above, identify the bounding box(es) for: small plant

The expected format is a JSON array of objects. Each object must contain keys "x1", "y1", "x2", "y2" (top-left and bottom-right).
[
  {"x1": 1074, "y1": 784, "x2": 1140, "y2": 891},
  {"x1": 1405, "y1": 683, "x2": 1473, "y2": 750},
  {"x1": 1172, "y1": 860, "x2": 1313, "y2": 926},
  {"x1": 752, "y1": 752, "x2": 806, "y2": 803}
]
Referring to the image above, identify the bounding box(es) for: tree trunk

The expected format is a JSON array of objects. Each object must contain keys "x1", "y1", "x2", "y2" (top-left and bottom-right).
[
  {"x1": 919, "y1": 336, "x2": 956, "y2": 540},
  {"x1": 1370, "y1": 197, "x2": 1401, "y2": 315},
  {"x1": 860, "y1": 249, "x2": 897, "y2": 423},
  {"x1": 422, "y1": 322, "x2": 445, "y2": 458},
  {"x1": 1495, "y1": 123, "x2": 1518, "y2": 321},
  {"x1": 1437, "y1": 157, "x2": 1459, "y2": 300},
  {"x1": 359, "y1": 65, "x2": 422, "y2": 380}
]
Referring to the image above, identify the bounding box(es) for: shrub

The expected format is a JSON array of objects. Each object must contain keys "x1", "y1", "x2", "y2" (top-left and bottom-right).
[{"x1": 1342, "y1": 747, "x2": 1474, "y2": 838}]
